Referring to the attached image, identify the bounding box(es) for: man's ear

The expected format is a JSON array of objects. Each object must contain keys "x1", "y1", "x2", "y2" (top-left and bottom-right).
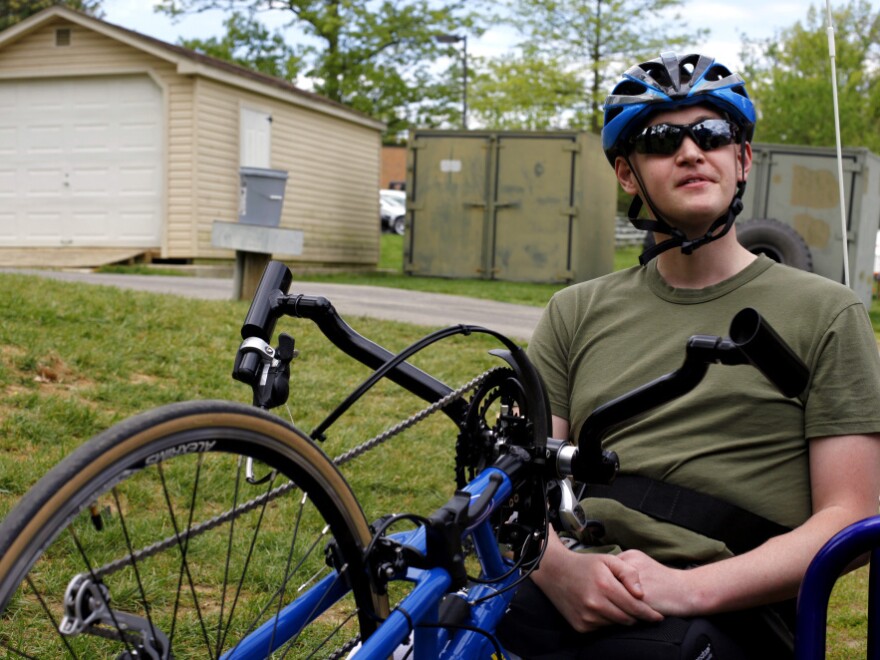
[
  {"x1": 614, "y1": 156, "x2": 640, "y2": 195},
  {"x1": 738, "y1": 142, "x2": 753, "y2": 183}
]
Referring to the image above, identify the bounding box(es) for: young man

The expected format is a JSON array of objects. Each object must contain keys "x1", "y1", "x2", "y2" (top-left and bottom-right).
[{"x1": 497, "y1": 52, "x2": 880, "y2": 659}]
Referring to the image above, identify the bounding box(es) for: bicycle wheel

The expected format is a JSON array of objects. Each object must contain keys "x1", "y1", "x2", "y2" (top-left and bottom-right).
[{"x1": 0, "y1": 399, "x2": 388, "y2": 659}]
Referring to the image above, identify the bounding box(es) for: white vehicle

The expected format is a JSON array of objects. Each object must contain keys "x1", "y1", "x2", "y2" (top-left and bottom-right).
[{"x1": 380, "y1": 190, "x2": 406, "y2": 235}]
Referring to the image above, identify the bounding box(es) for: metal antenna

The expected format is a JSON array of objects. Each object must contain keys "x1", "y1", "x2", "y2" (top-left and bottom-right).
[{"x1": 826, "y1": 0, "x2": 851, "y2": 288}]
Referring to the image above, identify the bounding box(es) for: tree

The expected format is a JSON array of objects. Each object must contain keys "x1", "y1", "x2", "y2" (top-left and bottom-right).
[
  {"x1": 505, "y1": 0, "x2": 706, "y2": 133},
  {"x1": 0, "y1": 0, "x2": 103, "y2": 32},
  {"x1": 468, "y1": 46, "x2": 588, "y2": 130},
  {"x1": 740, "y1": 1, "x2": 880, "y2": 152},
  {"x1": 156, "y1": 0, "x2": 489, "y2": 140},
  {"x1": 180, "y1": 11, "x2": 302, "y2": 80}
]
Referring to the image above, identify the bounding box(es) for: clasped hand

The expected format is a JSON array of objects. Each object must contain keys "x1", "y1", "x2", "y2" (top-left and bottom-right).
[{"x1": 533, "y1": 527, "x2": 696, "y2": 633}]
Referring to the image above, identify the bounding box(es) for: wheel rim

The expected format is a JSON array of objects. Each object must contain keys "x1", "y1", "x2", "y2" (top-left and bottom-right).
[{"x1": 0, "y1": 411, "x2": 380, "y2": 658}]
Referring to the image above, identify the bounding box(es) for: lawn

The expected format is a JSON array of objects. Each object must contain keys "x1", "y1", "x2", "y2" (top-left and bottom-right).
[{"x1": 1, "y1": 240, "x2": 877, "y2": 656}]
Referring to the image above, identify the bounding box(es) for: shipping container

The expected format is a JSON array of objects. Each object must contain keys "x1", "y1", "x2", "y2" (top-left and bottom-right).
[
  {"x1": 741, "y1": 143, "x2": 880, "y2": 307},
  {"x1": 403, "y1": 130, "x2": 617, "y2": 284}
]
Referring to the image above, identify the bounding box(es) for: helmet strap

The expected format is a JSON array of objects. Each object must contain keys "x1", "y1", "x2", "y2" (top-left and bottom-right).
[{"x1": 625, "y1": 143, "x2": 748, "y2": 265}]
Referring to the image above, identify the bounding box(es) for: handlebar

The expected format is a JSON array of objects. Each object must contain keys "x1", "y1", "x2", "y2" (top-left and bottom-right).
[
  {"x1": 572, "y1": 306, "x2": 809, "y2": 484},
  {"x1": 237, "y1": 262, "x2": 466, "y2": 423},
  {"x1": 729, "y1": 307, "x2": 809, "y2": 398}
]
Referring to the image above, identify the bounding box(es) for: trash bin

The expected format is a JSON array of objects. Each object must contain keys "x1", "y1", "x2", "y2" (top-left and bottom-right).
[{"x1": 239, "y1": 167, "x2": 288, "y2": 226}]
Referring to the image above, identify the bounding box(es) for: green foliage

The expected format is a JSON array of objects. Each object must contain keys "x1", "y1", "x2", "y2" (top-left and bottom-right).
[
  {"x1": 469, "y1": 45, "x2": 589, "y2": 130},
  {"x1": 0, "y1": 0, "x2": 102, "y2": 31},
  {"x1": 155, "y1": 0, "x2": 489, "y2": 139},
  {"x1": 179, "y1": 11, "x2": 303, "y2": 79},
  {"x1": 503, "y1": 0, "x2": 707, "y2": 132},
  {"x1": 741, "y1": 1, "x2": 880, "y2": 151}
]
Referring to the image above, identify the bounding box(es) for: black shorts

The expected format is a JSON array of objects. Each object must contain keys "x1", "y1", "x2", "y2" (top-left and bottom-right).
[{"x1": 495, "y1": 578, "x2": 794, "y2": 659}]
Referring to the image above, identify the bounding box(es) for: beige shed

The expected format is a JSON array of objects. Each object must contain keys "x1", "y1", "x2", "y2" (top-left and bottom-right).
[{"x1": 0, "y1": 6, "x2": 384, "y2": 270}]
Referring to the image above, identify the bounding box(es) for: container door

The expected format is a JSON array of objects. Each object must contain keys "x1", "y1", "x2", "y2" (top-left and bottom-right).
[
  {"x1": 764, "y1": 150, "x2": 858, "y2": 283},
  {"x1": 491, "y1": 136, "x2": 576, "y2": 282},
  {"x1": 406, "y1": 136, "x2": 489, "y2": 278}
]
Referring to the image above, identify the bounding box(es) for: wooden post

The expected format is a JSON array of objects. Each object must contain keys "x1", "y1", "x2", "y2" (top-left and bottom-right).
[{"x1": 211, "y1": 221, "x2": 304, "y2": 301}]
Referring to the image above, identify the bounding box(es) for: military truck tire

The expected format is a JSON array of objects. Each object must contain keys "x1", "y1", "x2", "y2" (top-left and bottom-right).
[
  {"x1": 640, "y1": 218, "x2": 813, "y2": 273},
  {"x1": 736, "y1": 218, "x2": 813, "y2": 272}
]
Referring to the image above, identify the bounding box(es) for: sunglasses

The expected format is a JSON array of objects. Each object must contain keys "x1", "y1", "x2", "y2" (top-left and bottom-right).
[{"x1": 628, "y1": 118, "x2": 741, "y2": 156}]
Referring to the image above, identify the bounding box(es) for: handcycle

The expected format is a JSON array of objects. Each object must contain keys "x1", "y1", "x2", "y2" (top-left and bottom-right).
[{"x1": 0, "y1": 260, "x2": 865, "y2": 658}]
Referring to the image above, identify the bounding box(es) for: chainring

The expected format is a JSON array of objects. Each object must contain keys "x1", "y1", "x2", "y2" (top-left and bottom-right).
[{"x1": 456, "y1": 367, "x2": 531, "y2": 488}]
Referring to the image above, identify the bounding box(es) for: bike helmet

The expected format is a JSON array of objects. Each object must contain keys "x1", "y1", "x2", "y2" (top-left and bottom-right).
[
  {"x1": 602, "y1": 52, "x2": 756, "y2": 165},
  {"x1": 601, "y1": 52, "x2": 757, "y2": 264}
]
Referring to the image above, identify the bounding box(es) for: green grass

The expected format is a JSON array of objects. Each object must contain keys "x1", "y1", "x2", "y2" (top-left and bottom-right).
[{"x1": 2, "y1": 246, "x2": 879, "y2": 656}]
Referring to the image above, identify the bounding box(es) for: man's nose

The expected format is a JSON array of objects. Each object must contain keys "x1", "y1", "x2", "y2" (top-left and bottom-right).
[{"x1": 675, "y1": 134, "x2": 705, "y2": 162}]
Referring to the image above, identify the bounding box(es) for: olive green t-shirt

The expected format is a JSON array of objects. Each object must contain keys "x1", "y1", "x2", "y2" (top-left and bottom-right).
[{"x1": 528, "y1": 255, "x2": 880, "y2": 564}]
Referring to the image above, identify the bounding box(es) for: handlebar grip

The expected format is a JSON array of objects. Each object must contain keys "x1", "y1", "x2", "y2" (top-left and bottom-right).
[
  {"x1": 729, "y1": 307, "x2": 809, "y2": 398},
  {"x1": 240, "y1": 261, "x2": 293, "y2": 341}
]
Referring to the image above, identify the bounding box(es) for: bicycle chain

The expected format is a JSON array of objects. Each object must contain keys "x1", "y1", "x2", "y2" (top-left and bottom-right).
[{"x1": 90, "y1": 366, "x2": 504, "y2": 580}]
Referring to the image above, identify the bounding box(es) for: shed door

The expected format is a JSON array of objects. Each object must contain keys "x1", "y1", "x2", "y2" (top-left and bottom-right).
[
  {"x1": 0, "y1": 75, "x2": 163, "y2": 248},
  {"x1": 240, "y1": 108, "x2": 272, "y2": 168},
  {"x1": 492, "y1": 136, "x2": 576, "y2": 282}
]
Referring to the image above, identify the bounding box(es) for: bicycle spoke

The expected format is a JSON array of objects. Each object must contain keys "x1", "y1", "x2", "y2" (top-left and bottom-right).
[
  {"x1": 111, "y1": 487, "x2": 163, "y2": 655},
  {"x1": 299, "y1": 606, "x2": 359, "y2": 660},
  {"x1": 269, "y1": 490, "x2": 308, "y2": 654},
  {"x1": 0, "y1": 640, "x2": 40, "y2": 659},
  {"x1": 22, "y1": 575, "x2": 79, "y2": 659},
  {"x1": 219, "y1": 468, "x2": 280, "y2": 653},
  {"x1": 216, "y1": 455, "x2": 245, "y2": 658},
  {"x1": 226, "y1": 520, "x2": 332, "y2": 658},
  {"x1": 68, "y1": 525, "x2": 138, "y2": 658},
  {"x1": 157, "y1": 459, "x2": 215, "y2": 658}
]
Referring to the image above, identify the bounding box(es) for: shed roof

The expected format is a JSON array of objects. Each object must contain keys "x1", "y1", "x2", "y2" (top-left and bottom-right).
[{"x1": 0, "y1": 5, "x2": 385, "y2": 132}]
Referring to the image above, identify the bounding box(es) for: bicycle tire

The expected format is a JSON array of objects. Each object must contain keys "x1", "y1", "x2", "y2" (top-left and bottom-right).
[{"x1": 0, "y1": 399, "x2": 388, "y2": 658}]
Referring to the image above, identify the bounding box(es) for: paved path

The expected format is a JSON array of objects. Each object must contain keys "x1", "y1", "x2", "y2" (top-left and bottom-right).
[{"x1": 1, "y1": 269, "x2": 543, "y2": 342}]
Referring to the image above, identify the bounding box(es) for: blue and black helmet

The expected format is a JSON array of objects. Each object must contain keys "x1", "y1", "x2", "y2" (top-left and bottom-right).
[{"x1": 601, "y1": 52, "x2": 756, "y2": 165}]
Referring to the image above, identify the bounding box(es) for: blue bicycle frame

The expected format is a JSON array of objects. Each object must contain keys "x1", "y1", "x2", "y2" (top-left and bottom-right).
[{"x1": 222, "y1": 467, "x2": 518, "y2": 659}]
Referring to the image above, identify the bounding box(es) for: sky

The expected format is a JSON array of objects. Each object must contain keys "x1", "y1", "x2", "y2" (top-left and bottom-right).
[{"x1": 101, "y1": 1, "x2": 826, "y2": 69}]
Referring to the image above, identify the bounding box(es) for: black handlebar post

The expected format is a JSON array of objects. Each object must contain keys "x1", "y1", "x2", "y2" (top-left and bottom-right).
[
  {"x1": 240, "y1": 261, "x2": 293, "y2": 342},
  {"x1": 729, "y1": 307, "x2": 809, "y2": 398},
  {"x1": 574, "y1": 308, "x2": 809, "y2": 485}
]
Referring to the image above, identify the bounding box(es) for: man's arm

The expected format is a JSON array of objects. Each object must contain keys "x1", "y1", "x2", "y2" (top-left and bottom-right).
[
  {"x1": 533, "y1": 422, "x2": 880, "y2": 630},
  {"x1": 617, "y1": 432, "x2": 880, "y2": 617}
]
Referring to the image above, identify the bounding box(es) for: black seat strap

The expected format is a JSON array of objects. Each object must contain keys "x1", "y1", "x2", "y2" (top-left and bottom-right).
[{"x1": 587, "y1": 475, "x2": 792, "y2": 555}]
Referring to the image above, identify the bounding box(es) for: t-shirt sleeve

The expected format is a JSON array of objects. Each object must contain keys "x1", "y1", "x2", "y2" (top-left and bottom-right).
[
  {"x1": 527, "y1": 295, "x2": 573, "y2": 422},
  {"x1": 804, "y1": 301, "x2": 880, "y2": 439}
]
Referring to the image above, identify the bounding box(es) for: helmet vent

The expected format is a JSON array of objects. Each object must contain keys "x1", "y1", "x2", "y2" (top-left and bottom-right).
[
  {"x1": 613, "y1": 80, "x2": 647, "y2": 96},
  {"x1": 705, "y1": 63, "x2": 733, "y2": 82},
  {"x1": 605, "y1": 106, "x2": 624, "y2": 123},
  {"x1": 680, "y1": 61, "x2": 695, "y2": 81},
  {"x1": 641, "y1": 61, "x2": 672, "y2": 88}
]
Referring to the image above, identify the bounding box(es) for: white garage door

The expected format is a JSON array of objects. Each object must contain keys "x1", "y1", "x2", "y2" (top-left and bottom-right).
[{"x1": 0, "y1": 75, "x2": 163, "y2": 248}]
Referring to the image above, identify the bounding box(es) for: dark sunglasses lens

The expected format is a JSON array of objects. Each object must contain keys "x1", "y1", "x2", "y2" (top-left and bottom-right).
[
  {"x1": 633, "y1": 124, "x2": 683, "y2": 155},
  {"x1": 692, "y1": 119, "x2": 736, "y2": 150},
  {"x1": 631, "y1": 119, "x2": 737, "y2": 155}
]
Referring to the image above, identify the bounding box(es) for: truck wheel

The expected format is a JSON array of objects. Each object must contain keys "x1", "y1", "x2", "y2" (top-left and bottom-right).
[{"x1": 736, "y1": 218, "x2": 813, "y2": 272}]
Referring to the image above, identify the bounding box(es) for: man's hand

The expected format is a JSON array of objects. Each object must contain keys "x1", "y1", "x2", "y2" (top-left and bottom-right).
[
  {"x1": 617, "y1": 549, "x2": 697, "y2": 617},
  {"x1": 531, "y1": 527, "x2": 665, "y2": 632}
]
